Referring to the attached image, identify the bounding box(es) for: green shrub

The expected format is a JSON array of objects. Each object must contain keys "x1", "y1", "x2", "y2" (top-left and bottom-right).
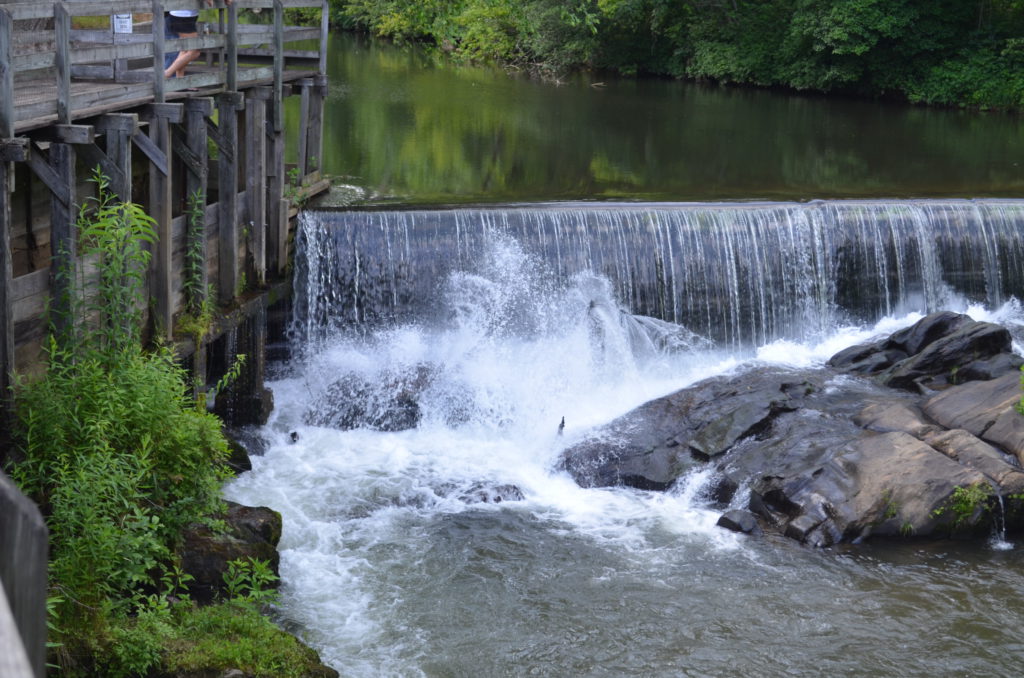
[{"x1": 8, "y1": 173, "x2": 231, "y2": 672}]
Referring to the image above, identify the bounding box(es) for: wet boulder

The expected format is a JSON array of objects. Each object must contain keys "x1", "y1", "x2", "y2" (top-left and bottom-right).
[
  {"x1": 717, "y1": 509, "x2": 761, "y2": 535},
  {"x1": 305, "y1": 365, "x2": 433, "y2": 431},
  {"x1": 879, "y1": 320, "x2": 1013, "y2": 391},
  {"x1": 558, "y1": 369, "x2": 812, "y2": 491},
  {"x1": 750, "y1": 431, "x2": 991, "y2": 546},
  {"x1": 829, "y1": 312, "x2": 1017, "y2": 392},
  {"x1": 178, "y1": 502, "x2": 282, "y2": 605},
  {"x1": 922, "y1": 372, "x2": 1024, "y2": 464},
  {"x1": 457, "y1": 483, "x2": 525, "y2": 504}
]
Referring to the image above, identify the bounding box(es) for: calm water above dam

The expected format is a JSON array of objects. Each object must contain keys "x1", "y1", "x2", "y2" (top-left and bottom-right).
[
  {"x1": 293, "y1": 33, "x2": 1024, "y2": 205},
  {"x1": 235, "y1": 35, "x2": 1024, "y2": 676}
]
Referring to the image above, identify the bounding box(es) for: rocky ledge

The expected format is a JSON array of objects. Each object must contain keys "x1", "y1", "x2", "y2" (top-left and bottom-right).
[
  {"x1": 176, "y1": 500, "x2": 339, "y2": 678},
  {"x1": 559, "y1": 311, "x2": 1024, "y2": 547}
]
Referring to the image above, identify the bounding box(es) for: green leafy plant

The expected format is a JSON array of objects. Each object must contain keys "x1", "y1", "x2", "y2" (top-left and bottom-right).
[
  {"x1": 8, "y1": 176, "x2": 231, "y2": 673},
  {"x1": 183, "y1": 189, "x2": 208, "y2": 315},
  {"x1": 932, "y1": 483, "x2": 992, "y2": 527},
  {"x1": 222, "y1": 557, "x2": 280, "y2": 605}
]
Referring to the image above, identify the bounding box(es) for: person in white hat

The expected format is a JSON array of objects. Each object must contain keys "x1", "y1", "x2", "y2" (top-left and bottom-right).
[{"x1": 164, "y1": 0, "x2": 233, "y2": 79}]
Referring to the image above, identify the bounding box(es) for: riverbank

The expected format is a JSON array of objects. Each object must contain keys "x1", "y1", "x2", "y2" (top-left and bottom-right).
[{"x1": 326, "y1": 0, "x2": 1024, "y2": 111}]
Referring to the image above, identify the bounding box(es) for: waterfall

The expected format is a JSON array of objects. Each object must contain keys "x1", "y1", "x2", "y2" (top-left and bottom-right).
[{"x1": 291, "y1": 200, "x2": 1024, "y2": 347}]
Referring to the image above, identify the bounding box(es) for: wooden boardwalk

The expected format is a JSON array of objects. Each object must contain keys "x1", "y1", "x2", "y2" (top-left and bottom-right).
[{"x1": 0, "y1": 3, "x2": 331, "y2": 674}]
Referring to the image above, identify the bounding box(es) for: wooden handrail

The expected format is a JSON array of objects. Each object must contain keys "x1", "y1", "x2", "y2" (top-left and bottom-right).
[{"x1": 0, "y1": 0, "x2": 326, "y2": 136}]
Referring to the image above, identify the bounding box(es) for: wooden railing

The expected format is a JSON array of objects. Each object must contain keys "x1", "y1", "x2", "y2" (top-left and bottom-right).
[
  {"x1": 0, "y1": 0, "x2": 329, "y2": 135},
  {"x1": 0, "y1": 470, "x2": 48, "y2": 678}
]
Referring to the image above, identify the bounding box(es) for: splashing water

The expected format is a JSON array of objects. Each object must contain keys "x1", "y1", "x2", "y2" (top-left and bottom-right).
[{"x1": 227, "y1": 213, "x2": 1024, "y2": 677}]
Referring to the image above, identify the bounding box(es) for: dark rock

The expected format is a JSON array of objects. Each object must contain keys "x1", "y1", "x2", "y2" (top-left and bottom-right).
[
  {"x1": 225, "y1": 437, "x2": 252, "y2": 474},
  {"x1": 922, "y1": 372, "x2": 1024, "y2": 463},
  {"x1": 751, "y1": 431, "x2": 989, "y2": 544},
  {"x1": 828, "y1": 312, "x2": 1018, "y2": 392},
  {"x1": 827, "y1": 339, "x2": 888, "y2": 369},
  {"x1": 828, "y1": 341, "x2": 906, "y2": 374},
  {"x1": 215, "y1": 386, "x2": 275, "y2": 429},
  {"x1": 706, "y1": 473, "x2": 739, "y2": 505},
  {"x1": 956, "y1": 353, "x2": 1024, "y2": 383},
  {"x1": 717, "y1": 510, "x2": 761, "y2": 535},
  {"x1": 925, "y1": 429, "x2": 1024, "y2": 493},
  {"x1": 226, "y1": 502, "x2": 283, "y2": 546},
  {"x1": 457, "y1": 483, "x2": 525, "y2": 504},
  {"x1": 178, "y1": 503, "x2": 282, "y2": 605},
  {"x1": 879, "y1": 321, "x2": 1012, "y2": 391},
  {"x1": 304, "y1": 365, "x2": 432, "y2": 431},
  {"x1": 558, "y1": 369, "x2": 810, "y2": 490},
  {"x1": 853, "y1": 402, "x2": 941, "y2": 439},
  {"x1": 885, "y1": 311, "x2": 972, "y2": 355}
]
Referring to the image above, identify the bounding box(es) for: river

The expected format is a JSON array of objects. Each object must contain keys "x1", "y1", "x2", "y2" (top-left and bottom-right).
[{"x1": 226, "y1": 34, "x2": 1024, "y2": 676}]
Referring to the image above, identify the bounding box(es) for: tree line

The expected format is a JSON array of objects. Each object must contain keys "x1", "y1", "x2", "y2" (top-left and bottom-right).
[{"x1": 322, "y1": 0, "x2": 1024, "y2": 109}]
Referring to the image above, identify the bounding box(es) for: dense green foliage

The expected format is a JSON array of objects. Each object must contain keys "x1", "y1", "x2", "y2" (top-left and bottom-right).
[
  {"x1": 6, "y1": 176, "x2": 316, "y2": 676},
  {"x1": 328, "y1": 0, "x2": 1024, "y2": 108}
]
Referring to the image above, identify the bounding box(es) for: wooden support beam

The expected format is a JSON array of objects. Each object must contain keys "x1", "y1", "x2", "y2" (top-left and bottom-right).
[
  {"x1": 217, "y1": 92, "x2": 239, "y2": 304},
  {"x1": 297, "y1": 78, "x2": 311, "y2": 178},
  {"x1": 95, "y1": 114, "x2": 138, "y2": 202},
  {"x1": 131, "y1": 130, "x2": 168, "y2": 176},
  {"x1": 0, "y1": 9, "x2": 13, "y2": 139},
  {"x1": 27, "y1": 144, "x2": 72, "y2": 208},
  {"x1": 170, "y1": 127, "x2": 205, "y2": 179},
  {"x1": 48, "y1": 143, "x2": 76, "y2": 343},
  {"x1": 94, "y1": 113, "x2": 140, "y2": 134},
  {"x1": 273, "y1": 0, "x2": 284, "y2": 132},
  {"x1": 55, "y1": 3, "x2": 71, "y2": 125},
  {"x1": 147, "y1": 112, "x2": 173, "y2": 339},
  {"x1": 31, "y1": 125, "x2": 95, "y2": 146},
  {"x1": 306, "y1": 75, "x2": 326, "y2": 175},
  {"x1": 183, "y1": 97, "x2": 210, "y2": 313},
  {"x1": 0, "y1": 139, "x2": 28, "y2": 163},
  {"x1": 152, "y1": 2, "x2": 165, "y2": 104},
  {"x1": 320, "y1": 0, "x2": 329, "y2": 75},
  {"x1": 0, "y1": 161, "x2": 14, "y2": 427},
  {"x1": 77, "y1": 143, "x2": 129, "y2": 201},
  {"x1": 226, "y1": 2, "x2": 238, "y2": 92},
  {"x1": 147, "y1": 103, "x2": 185, "y2": 124},
  {"x1": 266, "y1": 119, "x2": 286, "y2": 275},
  {"x1": 245, "y1": 90, "x2": 267, "y2": 286}
]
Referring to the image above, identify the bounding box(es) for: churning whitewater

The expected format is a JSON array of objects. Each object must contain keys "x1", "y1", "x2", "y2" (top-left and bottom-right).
[{"x1": 226, "y1": 207, "x2": 1024, "y2": 677}]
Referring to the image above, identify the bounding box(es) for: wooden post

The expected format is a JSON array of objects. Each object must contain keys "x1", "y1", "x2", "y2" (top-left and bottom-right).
[
  {"x1": 93, "y1": 114, "x2": 138, "y2": 203},
  {"x1": 266, "y1": 108, "x2": 286, "y2": 275},
  {"x1": 0, "y1": 8, "x2": 13, "y2": 139},
  {"x1": 272, "y1": 0, "x2": 284, "y2": 133},
  {"x1": 245, "y1": 89, "x2": 268, "y2": 287},
  {"x1": 183, "y1": 97, "x2": 211, "y2": 312},
  {"x1": 320, "y1": 0, "x2": 329, "y2": 75},
  {"x1": 152, "y1": 2, "x2": 165, "y2": 104},
  {"x1": 216, "y1": 92, "x2": 241, "y2": 304},
  {"x1": 55, "y1": 4, "x2": 71, "y2": 125},
  {"x1": 307, "y1": 75, "x2": 327, "y2": 175},
  {"x1": 48, "y1": 143, "x2": 76, "y2": 343},
  {"x1": 0, "y1": 9, "x2": 14, "y2": 415},
  {"x1": 0, "y1": 160, "x2": 13, "y2": 423},
  {"x1": 226, "y1": 2, "x2": 237, "y2": 92},
  {"x1": 148, "y1": 113, "x2": 172, "y2": 338},
  {"x1": 297, "y1": 78, "x2": 311, "y2": 179}
]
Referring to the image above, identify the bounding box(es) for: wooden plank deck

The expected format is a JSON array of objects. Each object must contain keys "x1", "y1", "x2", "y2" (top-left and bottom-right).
[{"x1": 12, "y1": 65, "x2": 317, "y2": 133}]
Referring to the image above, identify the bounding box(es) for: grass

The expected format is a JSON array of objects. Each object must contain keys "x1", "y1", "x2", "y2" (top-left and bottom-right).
[{"x1": 129, "y1": 602, "x2": 332, "y2": 678}]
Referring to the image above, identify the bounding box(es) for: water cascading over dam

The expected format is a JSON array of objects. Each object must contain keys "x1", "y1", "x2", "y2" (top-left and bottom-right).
[
  {"x1": 228, "y1": 198, "x2": 1024, "y2": 676},
  {"x1": 292, "y1": 200, "x2": 1024, "y2": 347}
]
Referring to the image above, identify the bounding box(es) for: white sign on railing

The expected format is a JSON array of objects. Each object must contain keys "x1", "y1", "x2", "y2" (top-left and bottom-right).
[{"x1": 113, "y1": 13, "x2": 132, "y2": 34}]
